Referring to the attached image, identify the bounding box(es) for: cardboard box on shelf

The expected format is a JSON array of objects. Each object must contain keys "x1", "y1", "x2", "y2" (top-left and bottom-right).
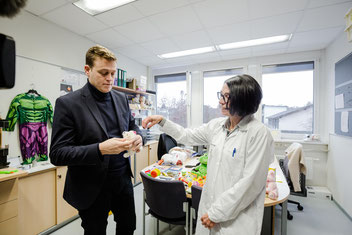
[
  {"x1": 306, "y1": 186, "x2": 332, "y2": 200},
  {"x1": 127, "y1": 78, "x2": 136, "y2": 90}
]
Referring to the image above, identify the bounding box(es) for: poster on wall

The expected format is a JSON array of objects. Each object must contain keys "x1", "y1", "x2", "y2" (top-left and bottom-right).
[{"x1": 60, "y1": 69, "x2": 86, "y2": 96}]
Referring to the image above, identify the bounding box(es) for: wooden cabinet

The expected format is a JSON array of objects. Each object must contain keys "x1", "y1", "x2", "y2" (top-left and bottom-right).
[
  {"x1": 135, "y1": 146, "x2": 149, "y2": 183},
  {"x1": 56, "y1": 167, "x2": 77, "y2": 224},
  {"x1": 18, "y1": 170, "x2": 56, "y2": 235},
  {"x1": 0, "y1": 179, "x2": 18, "y2": 235},
  {"x1": 148, "y1": 142, "x2": 158, "y2": 165}
]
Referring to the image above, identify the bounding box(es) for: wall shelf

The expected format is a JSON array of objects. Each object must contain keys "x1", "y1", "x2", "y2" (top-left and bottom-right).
[{"x1": 112, "y1": 86, "x2": 155, "y2": 95}]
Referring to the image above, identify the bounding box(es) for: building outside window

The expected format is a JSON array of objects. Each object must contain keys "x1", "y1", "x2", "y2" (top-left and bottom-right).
[
  {"x1": 261, "y1": 61, "x2": 314, "y2": 139},
  {"x1": 155, "y1": 73, "x2": 187, "y2": 127},
  {"x1": 203, "y1": 68, "x2": 243, "y2": 123}
]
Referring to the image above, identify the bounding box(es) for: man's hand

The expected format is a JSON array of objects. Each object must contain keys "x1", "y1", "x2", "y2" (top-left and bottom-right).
[
  {"x1": 99, "y1": 138, "x2": 133, "y2": 155},
  {"x1": 201, "y1": 213, "x2": 216, "y2": 229},
  {"x1": 142, "y1": 115, "x2": 163, "y2": 129},
  {"x1": 131, "y1": 135, "x2": 143, "y2": 153}
]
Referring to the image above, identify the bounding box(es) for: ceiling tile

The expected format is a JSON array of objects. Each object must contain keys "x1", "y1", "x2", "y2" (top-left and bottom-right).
[
  {"x1": 140, "y1": 38, "x2": 179, "y2": 55},
  {"x1": 218, "y1": 47, "x2": 252, "y2": 56},
  {"x1": 251, "y1": 11, "x2": 303, "y2": 38},
  {"x1": 114, "y1": 44, "x2": 154, "y2": 58},
  {"x1": 85, "y1": 29, "x2": 133, "y2": 49},
  {"x1": 171, "y1": 30, "x2": 213, "y2": 50},
  {"x1": 248, "y1": 0, "x2": 308, "y2": 20},
  {"x1": 251, "y1": 48, "x2": 286, "y2": 57},
  {"x1": 288, "y1": 26, "x2": 344, "y2": 51},
  {"x1": 25, "y1": 0, "x2": 67, "y2": 15},
  {"x1": 134, "y1": 56, "x2": 165, "y2": 66},
  {"x1": 42, "y1": 4, "x2": 107, "y2": 35},
  {"x1": 308, "y1": 0, "x2": 352, "y2": 9},
  {"x1": 186, "y1": 52, "x2": 222, "y2": 64},
  {"x1": 132, "y1": 0, "x2": 190, "y2": 16},
  {"x1": 251, "y1": 41, "x2": 289, "y2": 52},
  {"x1": 148, "y1": 6, "x2": 203, "y2": 36},
  {"x1": 219, "y1": 51, "x2": 253, "y2": 61},
  {"x1": 114, "y1": 18, "x2": 165, "y2": 43},
  {"x1": 207, "y1": 21, "x2": 252, "y2": 44},
  {"x1": 297, "y1": 2, "x2": 352, "y2": 32},
  {"x1": 95, "y1": 4, "x2": 144, "y2": 27},
  {"x1": 193, "y1": 0, "x2": 249, "y2": 28}
]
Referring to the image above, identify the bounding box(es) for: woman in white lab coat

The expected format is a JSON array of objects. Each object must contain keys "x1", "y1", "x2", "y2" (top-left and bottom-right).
[{"x1": 142, "y1": 74, "x2": 274, "y2": 235}]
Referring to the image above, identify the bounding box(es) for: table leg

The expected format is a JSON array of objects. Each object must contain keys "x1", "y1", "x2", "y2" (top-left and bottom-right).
[{"x1": 281, "y1": 200, "x2": 287, "y2": 235}]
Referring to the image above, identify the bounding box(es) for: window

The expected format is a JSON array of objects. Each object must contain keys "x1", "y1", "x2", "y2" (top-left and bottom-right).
[
  {"x1": 155, "y1": 73, "x2": 187, "y2": 127},
  {"x1": 203, "y1": 68, "x2": 243, "y2": 123},
  {"x1": 262, "y1": 62, "x2": 314, "y2": 139}
]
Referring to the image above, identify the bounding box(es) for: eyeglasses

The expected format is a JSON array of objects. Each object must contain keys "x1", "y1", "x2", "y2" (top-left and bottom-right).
[{"x1": 217, "y1": 92, "x2": 230, "y2": 102}]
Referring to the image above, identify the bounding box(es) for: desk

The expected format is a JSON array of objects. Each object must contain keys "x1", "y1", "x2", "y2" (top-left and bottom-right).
[
  {"x1": 141, "y1": 158, "x2": 289, "y2": 235},
  {"x1": 263, "y1": 159, "x2": 290, "y2": 235}
]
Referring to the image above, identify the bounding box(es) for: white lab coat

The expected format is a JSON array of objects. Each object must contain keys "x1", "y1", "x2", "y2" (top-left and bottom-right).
[{"x1": 160, "y1": 115, "x2": 274, "y2": 235}]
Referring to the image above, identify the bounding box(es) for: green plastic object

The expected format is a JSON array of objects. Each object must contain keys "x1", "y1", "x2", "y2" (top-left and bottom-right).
[
  {"x1": 192, "y1": 153, "x2": 208, "y2": 177},
  {"x1": 0, "y1": 169, "x2": 18, "y2": 174}
]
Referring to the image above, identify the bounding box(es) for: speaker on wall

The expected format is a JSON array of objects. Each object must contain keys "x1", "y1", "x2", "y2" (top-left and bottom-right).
[{"x1": 0, "y1": 34, "x2": 15, "y2": 89}]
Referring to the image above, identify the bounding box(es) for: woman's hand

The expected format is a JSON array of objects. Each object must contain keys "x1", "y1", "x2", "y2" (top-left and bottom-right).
[
  {"x1": 142, "y1": 115, "x2": 163, "y2": 129},
  {"x1": 201, "y1": 213, "x2": 216, "y2": 229}
]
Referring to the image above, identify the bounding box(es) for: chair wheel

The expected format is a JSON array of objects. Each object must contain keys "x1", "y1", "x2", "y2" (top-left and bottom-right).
[
  {"x1": 297, "y1": 205, "x2": 304, "y2": 211},
  {"x1": 287, "y1": 213, "x2": 293, "y2": 220}
]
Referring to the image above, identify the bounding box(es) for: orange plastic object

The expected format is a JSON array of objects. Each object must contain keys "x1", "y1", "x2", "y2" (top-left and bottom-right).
[{"x1": 150, "y1": 168, "x2": 161, "y2": 178}]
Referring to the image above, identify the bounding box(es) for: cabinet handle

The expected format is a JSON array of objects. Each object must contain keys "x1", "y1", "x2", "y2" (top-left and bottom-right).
[{"x1": 58, "y1": 174, "x2": 62, "y2": 179}]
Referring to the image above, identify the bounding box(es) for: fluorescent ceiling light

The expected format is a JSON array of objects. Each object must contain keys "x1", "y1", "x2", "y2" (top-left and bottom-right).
[
  {"x1": 74, "y1": 0, "x2": 136, "y2": 15},
  {"x1": 158, "y1": 46, "x2": 216, "y2": 59},
  {"x1": 217, "y1": 34, "x2": 292, "y2": 50}
]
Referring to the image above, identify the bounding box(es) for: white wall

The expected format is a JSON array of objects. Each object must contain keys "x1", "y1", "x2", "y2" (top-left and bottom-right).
[
  {"x1": 325, "y1": 32, "x2": 352, "y2": 217},
  {"x1": 0, "y1": 11, "x2": 147, "y2": 160}
]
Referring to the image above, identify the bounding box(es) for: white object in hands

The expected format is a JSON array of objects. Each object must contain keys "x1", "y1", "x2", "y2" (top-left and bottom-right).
[{"x1": 122, "y1": 131, "x2": 143, "y2": 158}]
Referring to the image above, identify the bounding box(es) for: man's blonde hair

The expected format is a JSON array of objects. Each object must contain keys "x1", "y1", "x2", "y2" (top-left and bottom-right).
[{"x1": 86, "y1": 45, "x2": 117, "y2": 68}]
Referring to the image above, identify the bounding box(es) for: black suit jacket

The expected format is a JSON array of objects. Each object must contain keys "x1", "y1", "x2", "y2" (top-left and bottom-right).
[{"x1": 50, "y1": 83, "x2": 144, "y2": 210}]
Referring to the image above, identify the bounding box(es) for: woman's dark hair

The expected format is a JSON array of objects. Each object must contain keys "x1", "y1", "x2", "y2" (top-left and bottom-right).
[{"x1": 225, "y1": 74, "x2": 262, "y2": 117}]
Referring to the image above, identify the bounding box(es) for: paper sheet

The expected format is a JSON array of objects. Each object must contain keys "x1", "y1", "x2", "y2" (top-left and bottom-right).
[
  {"x1": 341, "y1": 111, "x2": 349, "y2": 133},
  {"x1": 335, "y1": 94, "x2": 344, "y2": 109}
]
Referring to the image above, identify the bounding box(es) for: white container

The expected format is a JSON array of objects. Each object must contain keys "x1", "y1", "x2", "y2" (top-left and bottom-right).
[{"x1": 306, "y1": 186, "x2": 332, "y2": 200}]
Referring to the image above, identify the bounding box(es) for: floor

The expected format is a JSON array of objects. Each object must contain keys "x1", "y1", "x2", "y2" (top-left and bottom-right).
[{"x1": 50, "y1": 183, "x2": 352, "y2": 235}]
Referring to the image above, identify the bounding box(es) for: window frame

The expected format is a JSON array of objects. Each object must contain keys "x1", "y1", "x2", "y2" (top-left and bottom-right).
[
  {"x1": 154, "y1": 72, "x2": 189, "y2": 127},
  {"x1": 260, "y1": 60, "x2": 319, "y2": 140}
]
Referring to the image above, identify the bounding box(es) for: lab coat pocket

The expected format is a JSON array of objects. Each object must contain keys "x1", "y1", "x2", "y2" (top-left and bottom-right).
[{"x1": 224, "y1": 149, "x2": 244, "y2": 184}]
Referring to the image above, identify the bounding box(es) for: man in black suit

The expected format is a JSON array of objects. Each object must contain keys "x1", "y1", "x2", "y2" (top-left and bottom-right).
[{"x1": 50, "y1": 45, "x2": 143, "y2": 235}]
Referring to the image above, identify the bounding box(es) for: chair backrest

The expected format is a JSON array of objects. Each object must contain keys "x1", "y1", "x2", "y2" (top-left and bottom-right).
[
  {"x1": 279, "y1": 158, "x2": 307, "y2": 197},
  {"x1": 157, "y1": 133, "x2": 177, "y2": 160},
  {"x1": 140, "y1": 171, "x2": 187, "y2": 219},
  {"x1": 191, "y1": 185, "x2": 202, "y2": 212}
]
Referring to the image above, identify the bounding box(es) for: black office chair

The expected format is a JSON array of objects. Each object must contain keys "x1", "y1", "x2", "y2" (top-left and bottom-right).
[
  {"x1": 157, "y1": 133, "x2": 177, "y2": 160},
  {"x1": 190, "y1": 185, "x2": 202, "y2": 234},
  {"x1": 279, "y1": 158, "x2": 306, "y2": 220},
  {"x1": 140, "y1": 171, "x2": 189, "y2": 235}
]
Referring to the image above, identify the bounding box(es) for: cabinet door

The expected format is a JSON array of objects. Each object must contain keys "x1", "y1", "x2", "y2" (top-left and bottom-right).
[
  {"x1": 56, "y1": 167, "x2": 78, "y2": 224},
  {"x1": 0, "y1": 216, "x2": 17, "y2": 235},
  {"x1": 148, "y1": 142, "x2": 158, "y2": 165},
  {"x1": 135, "y1": 147, "x2": 149, "y2": 183},
  {"x1": 18, "y1": 170, "x2": 56, "y2": 235}
]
